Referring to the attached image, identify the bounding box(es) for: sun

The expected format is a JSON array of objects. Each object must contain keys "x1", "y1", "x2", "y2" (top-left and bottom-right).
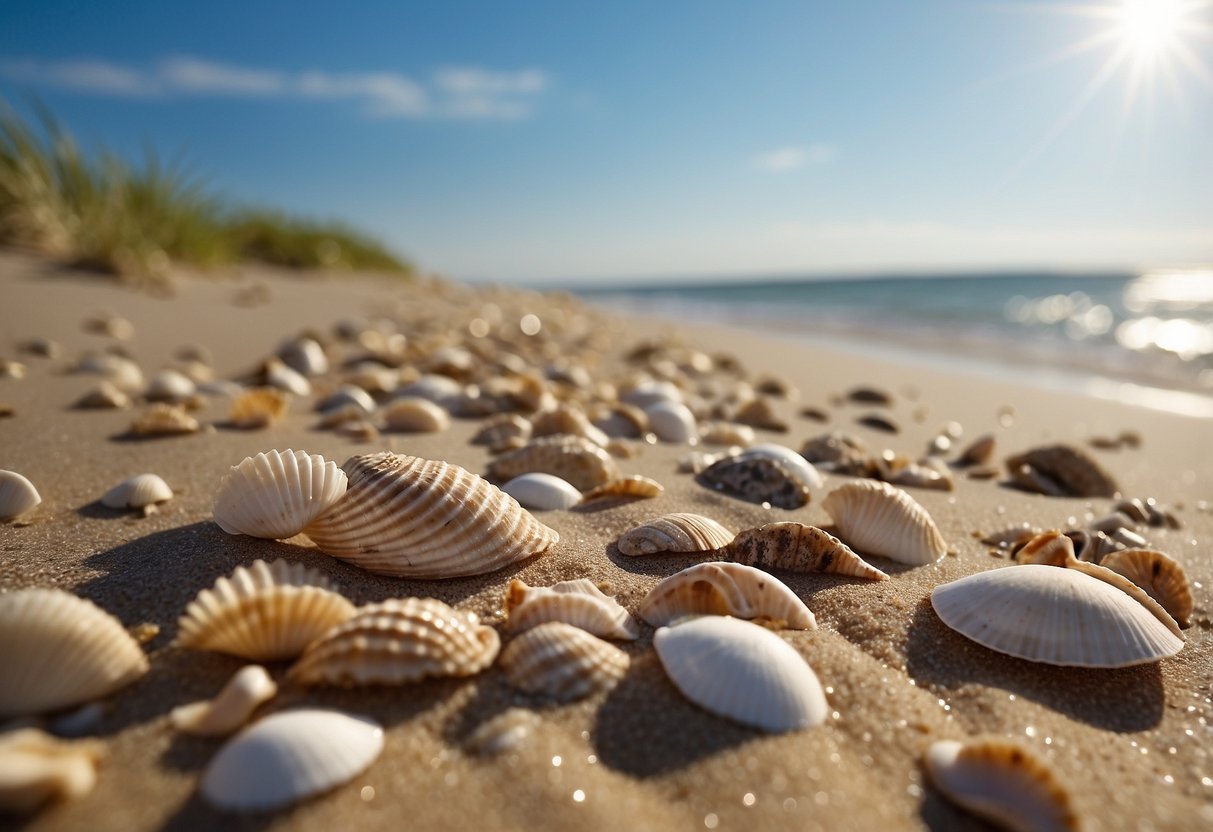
[{"x1": 1118, "y1": 0, "x2": 1184, "y2": 58}]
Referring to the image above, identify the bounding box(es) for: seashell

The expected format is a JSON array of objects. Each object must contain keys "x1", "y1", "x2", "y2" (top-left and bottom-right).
[
  {"x1": 884, "y1": 457, "x2": 955, "y2": 491},
  {"x1": 264, "y1": 358, "x2": 311, "y2": 396},
  {"x1": 1113, "y1": 497, "x2": 1150, "y2": 524},
  {"x1": 617, "y1": 512, "x2": 735, "y2": 556},
  {"x1": 502, "y1": 472, "x2": 582, "y2": 511},
  {"x1": 305, "y1": 452, "x2": 558, "y2": 578},
  {"x1": 0, "y1": 729, "x2": 105, "y2": 815},
  {"x1": 1013, "y1": 531, "x2": 1075, "y2": 566},
  {"x1": 100, "y1": 473, "x2": 173, "y2": 511},
  {"x1": 505, "y1": 578, "x2": 640, "y2": 640},
  {"x1": 955, "y1": 434, "x2": 996, "y2": 467},
  {"x1": 591, "y1": 403, "x2": 649, "y2": 439},
  {"x1": 278, "y1": 337, "x2": 328, "y2": 377},
  {"x1": 822, "y1": 480, "x2": 947, "y2": 565},
  {"x1": 130, "y1": 403, "x2": 200, "y2": 436},
  {"x1": 471, "y1": 413, "x2": 533, "y2": 447},
  {"x1": 0, "y1": 470, "x2": 41, "y2": 521},
  {"x1": 424, "y1": 345, "x2": 476, "y2": 378},
  {"x1": 733, "y1": 397, "x2": 788, "y2": 432},
  {"x1": 500, "y1": 621, "x2": 630, "y2": 702},
  {"x1": 1064, "y1": 529, "x2": 1119, "y2": 563},
  {"x1": 0, "y1": 359, "x2": 26, "y2": 378},
  {"x1": 645, "y1": 401, "x2": 699, "y2": 443},
  {"x1": 316, "y1": 385, "x2": 376, "y2": 416},
  {"x1": 931, "y1": 564, "x2": 1183, "y2": 667},
  {"x1": 1004, "y1": 445, "x2": 1119, "y2": 498},
  {"x1": 343, "y1": 362, "x2": 398, "y2": 396},
  {"x1": 981, "y1": 522, "x2": 1042, "y2": 550},
  {"x1": 846, "y1": 386, "x2": 892, "y2": 405},
  {"x1": 1100, "y1": 549, "x2": 1193, "y2": 628},
  {"x1": 621, "y1": 379, "x2": 683, "y2": 409},
  {"x1": 531, "y1": 405, "x2": 609, "y2": 447},
  {"x1": 73, "y1": 380, "x2": 131, "y2": 409},
  {"x1": 338, "y1": 419, "x2": 380, "y2": 442},
  {"x1": 856, "y1": 413, "x2": 899, "y2": 434},
  {"x1": 486, "y1": 435, "x2": 621, "y2": 492},
  {"x1": 200, "y1": 709, "x2": 383, "y2": 813},
  {"x1": 1141, "y1": 498, "x2": 1181, "y2": 529},
  {"x1": 463, "y1": 708, "x2": 539, "y2": 757},
  {"x1": 75, "y1": 353, "x2": 143, "y2": 392},
  {"x1": 288, "y1": 598, "x2": 500, "y2": 686},
  {"x1": 799, "y1": 405, "x2": 829, "y2": 422},
  {"x1": 197, "y1": 379, "x2": 244, "y2": 397},
  {"x1": 653, "y1": 615, "x2": 828, "y2": 733},
  {"x1": 83, "y1": 312, "x2": 134, "y2": 340},
  {"x1": 145, "y1": 369, "x2": 196, "y2": 402},
  {"x1": 1090, "y1": 512, "x2": 1136, "y2": 535},
  {"x1": 18, "y1": 337, "x2": 61, "y2": 359},
  {"x1": 315, "y1": 402, "x2": 367, "y2": 429},
  {"x1": 382, "y1": 396, "x2": 450, "y2": 433},
  {"x1": 698, "y1": 421, "x2": 755, "y2": 447},
  {"x1": 800, "y1": 431, "x2": 869, "y2": 472},
  {"x1": 213, "y1": 450, "x2": 348, "y2": 539},
  {"x1": 171, "y1": 665, "x2": 278, "y2": 737},
  {"x1": 696, "y1": 455, "x2": 811, "y2": 510},
  {"x1": 0, "y1": 589, "x2": 149, "y2": 717},
  {"x1": 737, "y1": 443, "x2": 824, "y2": 489},
  {"x1": 1108, "y1": 526, "x2": 1148, "y2": 550},
  {"x1": 640, "y1": 561, "x2": 817, "y2": 629},
  {"x1": 926, "y1": 434, "x2": 952, "y2": 456},
  {"x1": 176, "y1": 559, "x2": 356, "y2": 661},
  {"x1": 397, "y1": 374, "x2": 465, "y2": 410},
  {"x1": 581, "y1": 475, "x2": 664, "y2": 503},
  {"x1": 721, "y1": 522, "x2": 889, "y2": 580}
]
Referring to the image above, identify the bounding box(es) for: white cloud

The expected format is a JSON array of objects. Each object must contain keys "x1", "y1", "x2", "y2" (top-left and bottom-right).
[
  {"x1": 297, "y1": 71, "x2": 429, "y2": 117},
  {"x1": 159, "y1": 57, "x2": 284, "y2": 95},
  {"x1": 752, "y1": 143, "x2": 836, "y2": 172},
  {"x1": 0, "y1": 58, "x2": 157, "y2": 96}
]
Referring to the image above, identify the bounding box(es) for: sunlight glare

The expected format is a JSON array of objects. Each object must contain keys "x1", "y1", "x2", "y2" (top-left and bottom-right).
[{"x1": 1119, "y1": 0, "x2": 1183, "y2": 57}]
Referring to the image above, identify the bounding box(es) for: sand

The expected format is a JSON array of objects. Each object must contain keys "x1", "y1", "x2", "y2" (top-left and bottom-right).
[{"x1": 0, "y1": 248, "x2": 1210, "y2": 831}]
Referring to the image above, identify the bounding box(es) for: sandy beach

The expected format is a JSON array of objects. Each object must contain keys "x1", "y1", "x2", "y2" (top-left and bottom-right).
[{"x1": 1, "y1": 249, "x2": 1210, "y2": 832}]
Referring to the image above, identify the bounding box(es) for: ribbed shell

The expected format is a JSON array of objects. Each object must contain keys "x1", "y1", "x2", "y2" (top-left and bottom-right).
[
  {"x1": 486, "y1": 435, "x2": 621, "y2": 491},
  {"x1": 581, "y1": 475, "x2": 665, "y2": 503},
  {"x1": 502, "y1": 473, "x2": 583, "y2": 511},
  {"x1": 228, "y1": 388, "x2": 289, "y2": 430},
  {"x1": 505, "y1": 579, "x2": 640, "y2": 640},
  {"x1": 738, "y1": 444, "x2": 824, "y2": 489},
  {"x1": 0, "y1": 589, "x2": 149, "y2": 718},
  {"x1": 925, "y1": 739, "x2": 1079, "y2": 832},
  {"x1": 100, "y1": 473, "x2": 173, "y2": 509},
  {"x1": 696, "y1": 456, "x2": 810, "y2": 510},
  {"x1": 381, "y1": 397, "x2": 451, "y2": 433},
  {"x1": 500, "y1": 622, "x2": 630, "y2": 702},
  {"x1": 822, "y1": 480, "x2": 947, "y2": 565},
  {"x1": 170, "y1": 665, "x2": 278, "y2": 737},
  {"x1": 640, "y1": 562, "x2": 816, "y2": 629},
  {"x1": 931, "y1": 565, "x2": 1183, "y2": 667},
  {"x1": 0, "y1": 729, "x2": 105, "y2": 815},
  {"x1": 0, "y1": 470, "x2": 41, "y2": 521},
  {"x1": 617, "y1": 513, "x2": 735, "y2": 556},
  {"x1": 288, "y1": 598, "x2": 500, "y2": 686},
  {"x1": 722, "y1": 522, "x2": 889, "y2": 580},
  {"x1": 213, "y1": 450, "x2": 349, "y2": 540},
  {"x1": 1099, "y1": 549, "x2": 1192, "y2": 629},
  {"x1": 653, "y1": 616, "x2": 828, "y2": 733},
  {"x1": 176, "y1": 559, "x2": 356, "y2": 661},
  {"x1": 1004, "y1": 445, "x2": 1119, "y2": 498}
]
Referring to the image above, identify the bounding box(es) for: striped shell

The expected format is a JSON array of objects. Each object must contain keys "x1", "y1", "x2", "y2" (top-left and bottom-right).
[
  {"x1": 0, "y1": 470, "x2": 41, "y2": 521},
  {"x1": 617, "y1": 512, "x2": 735, "y2": 557},
  {"x1": 505, "y1": 578, "x2": 640, "y2": 640},
  {"x1": 176, "y1": 559, "x2": 356, "y2": 661},
  {"x1": 502, "y1": 473, "x2": 583, "y2": 511},
  {"x1": 696, "y1": 455, "x2": 810, "y2": 510},
  {"x1": 100, "y1": 473, "x2": 173, "y2": 510},
  {"x1": 486, "y1": 435, "x2": 621, "y2": 491},
  {"x1": 381, "y1": 397, "x2": 450, "y2": 433},
  {"x1": 1100, "y1": 549, "x2": 1193, "y2": 628},
  {"x1": 931, "y1": 564, "x2": 1183, "y2": 667},
  {"x1": 0, "y1": 589, "x2": 149, "y2": 718},
  {"x1": 170, "y1": 665, "x2": 278, "y2": 737},
  {"x1": 228, "y1": 388, "x2": 289, "y2": 430},
  {"x1": 640, "y1": 562, "x2": 816, "y2": 629},
  {"x1": 581, "y1": 475, "x2": 665, "y2": 503},
  {"x1": 722, "y1": 522, "x2": 889, "y2": 580},
  {"x1": 1004, "y1": 444, "x2": 1119, "y2": 498},
  {"x1": 822, "y1": 480, "x2": 947, "y2": 564},
  {"x1": 500, "y1": 622, "x2": 630, "y2": 702},
  {"x1": 213, "y1": 450, "x2": 348, "y2": 540},
  {"x1": 288, "y1": 598, "x2": 500, "y2": 686},
  {"x1": 303, "y1": 453, "x2": 559, "y2": 579},
  {"x1": 0, "y1": 729, "x2": 105, "y2": 815}
]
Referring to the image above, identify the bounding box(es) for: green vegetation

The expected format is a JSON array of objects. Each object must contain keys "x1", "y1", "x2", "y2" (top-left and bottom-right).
[{"x1": 0, "y1": 101, "x2": 412, "y2": 284}]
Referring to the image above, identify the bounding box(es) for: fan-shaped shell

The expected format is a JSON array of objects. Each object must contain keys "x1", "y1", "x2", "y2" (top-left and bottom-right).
[
  {"x1": 500, "y1": 622, "x2": 630, "y2": 702},
  {"x1": 176, "y1": 559, "x2": 356, "y2": 661},
  {"x1": 229, "y1": 388, "x2": 289, "y2": 430},
  {"x1": 822, "y1": 480, "x2": 947, "y2": 564},
  {"x1": 288, "y1": 598, "x2": 500, "y2": 686},
  {"x1": 382, "y1": 397, "x2": 450, "y2": 433},
  {"x1": 200, "y1": 709, "x2": 383, "y2": 813},
  {"x1": 581, "y1": 475, "x2": 664, "y2": 503},
  {"x1": 738, "y1": 444, "x2": 825, "y2": 489},
  {"x1": 486, "y1": 435, "x2": 621, "y2": 491},
  {"x1": 697, "y1": 455, "x2": 811, "y2": 509},
  {"x1": 505, "y1": 579, "x2": 639, "y2": 640},
  {"x1": 0, "y1": 589, "x2": 148, "y2": 718},
  {"x1": 1004, "y1": 444, "x2": 1119, "y2": 497},
  {"x1": 925, "y1": 739, "x2": 1079, "y2": 832},
  {"x1": 0, "y1": 470, "x2": 41, "y2": 521},
  {"x1": 931, "y1": 564, "x2": 1183, "y2": 667},
  {"x1": 653, "y1": 616, "x2": 828, "y2": 733},
  {"x1": 722, "y1": 522, "x2": 889, "y2": 580},
  {"x1": 0, "y1": 729, "x2": 105, "y2": 815},
  {"x1": 130, "y1": 403, "x2": 200, "y2": 436},
  {"x1": 171, "y1": 665, "x2": 278, "y2": 737},
  {"x1": 213, "y1": 450, "x2": 348, "y2": 539},
  {"x1": 303, "y1": 452, "x2": 559, "y2": 579},
  {"x1": 640, "y1": 562, "x2": 816, "y2": 629},
  {"x1": 1100, "y1": 549, "x2": 1192, "y2": 628},
  {"x1": 101, "y1": 473, "x2": 173, "y2": 510},
  {"x1": 617, "y1": 512, "x2": 735, "y2": 556},
  {"x1": 502, "y1": 473, "x2": 582, "y2": 511},
  {"x1": 645, "y1": 401, "x2": 699, "y2": 443}
]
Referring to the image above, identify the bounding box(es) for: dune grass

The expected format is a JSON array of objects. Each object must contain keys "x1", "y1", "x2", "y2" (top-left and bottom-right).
[{"x1": 0, "y1": 101, "x2": 412, "y2": 284}]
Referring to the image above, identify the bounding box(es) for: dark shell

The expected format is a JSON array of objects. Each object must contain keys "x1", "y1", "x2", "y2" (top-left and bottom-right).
[{"x1": 695, "y1": 456, "x2": 810, "y2": 510}]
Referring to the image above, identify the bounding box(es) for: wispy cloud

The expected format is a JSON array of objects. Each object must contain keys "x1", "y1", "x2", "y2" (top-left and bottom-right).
[
  {"x1": 0, "y1": 56, "x2": 550, "y2": 120},
  {"x1": 751, "y1": 144, "x2": 836, "y2": 172}
]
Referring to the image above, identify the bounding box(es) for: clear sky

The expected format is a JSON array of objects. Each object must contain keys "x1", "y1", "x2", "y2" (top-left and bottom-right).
[{"x1": 1, "y1": 0, "x2": 1210, "y2": 283}]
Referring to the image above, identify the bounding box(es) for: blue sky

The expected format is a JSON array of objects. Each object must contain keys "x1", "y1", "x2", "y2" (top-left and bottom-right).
[{"x1": 1, "y1": 0, "x2": 1210, "y2": 283}]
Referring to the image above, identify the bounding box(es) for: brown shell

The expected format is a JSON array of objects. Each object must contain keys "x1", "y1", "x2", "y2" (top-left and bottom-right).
[
  {"x1": 581, "y1": 475, "x2": 664, "y2": 503},
  {"x1": 505, "y1": 579, "x2": 639, "y2": 640},
  {"x1": 130, "y1": 403, "x2": 200, "y2": 436},
  {"x1": 1004, "y1": 445, "x2": 1119, "y2": 498},
  {"x1": 1100, "y1": 549, "x2": 1193, "y2": 628},
  {"x1": 500, "y1": 621, "x2": 629, "y2": 702},
  {"x1": 381, "y1": 397, "x2": 451, "y2": 433},
  {"x1": 733, "y1": 397, "x2": 788, "y2": 432},
  {"x1": 228, "y1": 388, "x2": 288, "y2": 430},
  {"x1": 616, "y1": 512, "x2": 735, "y2": 556},
  {"x1": 639, "y1": 561, "x2": 816, "y2": 629},
  {"x1": 956, "y1": 434, "x2": 996, "y2": 467},
  {"x1": 1014, "y1": 531, "x2": 1076, "y2": 567},
  {"x1": 722, "y1": 522, "x2": 888, "y2": 580},
  {"x1": 696, "y1": 455, "x2": 810, "y2": 509},
  {"x1": 486, "y1": 435, "x2": 621, "y2": 491},
  {"x1": 799, "y1": 431, "x2": 869, "y2": 473}
]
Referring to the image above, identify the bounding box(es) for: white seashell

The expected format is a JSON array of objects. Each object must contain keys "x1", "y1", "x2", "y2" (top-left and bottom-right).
[
  {"x1": 822, "y1": 480, "x2": 947, "y2": 564},
  {"x1": 0, "y1": 729, "x2": 105, "y2": 815},
  {"x1": 381, "y1": 397, "x2": 450, "y2": 433},
  {"x1": 738, "y1": 443, "x2": 825, "y2": 488},
  {"x1": 200, "y1": 709, "x2": 383, "y2": 813},
  {"x1": 621, "y1": 379, "x2": 683, "y2": 409},
  {"x1": 213, "y1": 450, "x2": 348, "y2": 539},
  {"x1": 316, "y1": 385, "x2": 376, "y2": 415},
  {"x1": 502, "y1": 473, "x2": 582, "y2": 511},
  {"x1": 264, "y1": 359, "x2": 311, "y2": 396},
  {"x1": 645, "y1": 401, "x2": 699, "y2": 443},
  {"x1": 171, "y1": 665, "x2": 278, "y2": 737},
  {"x1": 640, "y1": 562, "x2": 816, "y2": 629},
  {"x1": 100, "y1": 473, "x2": 173, "y2": 510},
  {"x1": 396, "y1": 374, "x2": 464, "y2": 410},
  {"x1": 75, "y1": 353, "x2": 143, "y2": 391},
  {"x1": 500, "y1": 621, "x2": 630, "y2": 702},
  {"x1": 145, "y1": 369, "x2": 196, "y2": 402},
  {"x1": 722, "y1": 522, "x2": 889, "y2": 580},
  {"x1": 176, "y1": 559, "x2": 356, "y2": 661},
  {"x1": 925, "y1": 739, "x2": 1079, "y2": 832},
  {"x1": 0, "y1": 589, "x2": 149, "y2": 718},
  {"x1": 278, "y1": 337, "x2": 328, "y2": 377},
  {"x1": 228, "y1": 388, "x2": 289, "y2": 429},
  {"x1": 198, "y1": 379, "x2": 245, "y2": 397},
  {"x1": 653, "y1": 616, "x2": 828, "y2": 733},
  {"x1": 617, "y1": 512, "x2": 735, "y2": 556},
  {"x1": 505, "y1": 578, "x2": 640, "y2": 640},
  {"x1": 931, "y1": 564, "x2": 1183, "y2": 667},
  {"x1": 0, "y1": 470, "x2": 41, "y2": 521}
]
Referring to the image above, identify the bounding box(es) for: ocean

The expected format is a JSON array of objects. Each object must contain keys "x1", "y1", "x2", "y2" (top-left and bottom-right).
[{"x1": 576, "y1": 270, "x2": 1213, "y2": 418}]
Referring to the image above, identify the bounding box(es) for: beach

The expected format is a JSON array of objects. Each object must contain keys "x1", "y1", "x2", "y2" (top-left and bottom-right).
[{"x1": 1, "y1": 248, "x2": 1210, "y2": 831}]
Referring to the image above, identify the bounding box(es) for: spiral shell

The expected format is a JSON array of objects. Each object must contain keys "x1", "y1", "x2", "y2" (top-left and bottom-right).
[
  {"x1": 500, "y1": 622, "x2": 630, "y2": 702},
  {"x1": 696, "y1": 455, "x2": 811, "y2": 509},
  {"x1": 213, "y1": 449, "x2": 348, "y2": 540},
  {"x1": 505, "y1": 578, "x2": 640, "y2": 640},
  {"x1": 616, "y1": 512, "x2": 735, "y2": 556},
  {"x1": 486, "y1": 435, "x2": 621, "y2": 491},
  {"x1": 640, "y1": 561, "x2": 816, "y2": 629},
  {"x1": 721, "y1": 522, "x2": 889, "y2": 580},
  {"x1": 1100, "y1": 549, "x2": 1193, "y2": 628},
  {"x1": 822, "y1": 480, "x2": 947, "y2": 565}
]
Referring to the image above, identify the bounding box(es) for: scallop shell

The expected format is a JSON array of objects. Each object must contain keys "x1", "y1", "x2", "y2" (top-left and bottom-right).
[
  {"x1": 931, "y1": 564, "x2": 1183, "y2": 667},
  {"x1": 0, "y1": 589, "x2": 149, "y2": 718},
  {"x1": 229, "y1": 388, "x2": 289, "y2": 430},
  {"x1": 213, "y1": 449, "x2": 349, "y2": 539},
  {"x1": 616, "y1": 512, "x2": 735, "y2": 556},
  {"x1": 580, "y1": 475, "x2": 664, "y2": 503},
  {"x1": 130, "y1": 403, "x2": 200, "y2": 436},
  {"x1": 304, "y1": 452, "x2": 558, "y2": 579},
  {"x1": 505, "y1": 578, "x2": 640, "y2": 640},
  {"x1": 382, "y1": 397, "x2": 450, "y2": 433},
  {"x1": 1004, "y1": 445, "x2": 1119, "y2": 498},
  {"x1": 200, "y1": 709, "x2": 383, "y2": 813},
  {"x1": 171, "y1": 665, "x2": 278, "y2": 737},
  {"x1": 288, "y1": 598, "x2": 500, "y2": 686},
  {"x1": 640, "y1": 561, "x2": 816, "y2": 629},
  {"x1": 722, "y1": 522, "x2": 889, "y2": 580},
  {"x1": 502, "y1": 473, "x2": 582, "y2": 511},
  {"x1": 822, "y1": 480, "x2": 947, "y2": 565},
  {"x1": 1100, "y1": 549, "x2": 1193, "y2": 628},
  {"x1": 737, "y1": 443, "x2": 825, "y2": 488},
  {"x1": 176, "y1": 559, "x2": 356, "y2": 661},
  {"x1": 486, "y1": 435, "x2": 621, "y2": 491},
  {"x1": 645, "y1": 401, "x2": 699, "y2": 443},
  {"x1": 0, "y1": 470, "x2": 41, "y2": 521},
  {"x1": 145, "y1": 369, "x2": 196, "y2": 402},
  {"x1": 500, "y1": 621, "x2": 630, "y2": 702},
  {"x1": 925, "y1": 739, "x2": 1079, "y2": 832},
  {"x1": 100, "y1": 473, "x2": 173, "y2": 510},
  {"x1": 696, "y1": 455, "x2": 811, "y2": 510},
  {"x1": 653, "y1": 615, "x2": 828, "y2": 733},
  {"x1": 470, "y1": 413, "x2": 533, "y2": 447},
  {"x1": 0, "y1": 729, "x2": 105, "y2": 815}
]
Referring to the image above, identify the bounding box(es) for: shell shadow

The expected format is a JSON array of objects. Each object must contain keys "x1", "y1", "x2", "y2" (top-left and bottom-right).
[
  {"x1": 602, "y1": 541, "x2": 708, "y2": 577},
  {"x1": 75, "y1": 499, "x2": 147, "y2": 520},
  {"x1": 441, "y1": 671, "x2": 538, "y2": 748},
  {"x1": 153, "y1": 791, "x2": 281, "y2": 832},
  {"x1": 904, "y1": 597, "x2": 1165, "y2": 732}
]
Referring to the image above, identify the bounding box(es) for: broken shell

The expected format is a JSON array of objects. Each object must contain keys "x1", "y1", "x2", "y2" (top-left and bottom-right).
[
  {"x1": 698, "y1": 421, "x2": 755, "y2": 447},
  {"x1": 653, "y1": 616, "x2": 828, "y2": 733},
  {"x1": 382, "y1": 397, "x2": 450, "y2": 433},
  {"x1": 722, "y1": 522, "x2": 889, "y2": 580},
  {"x1": 501, "y1": 472, "x2": 582, "y2": 511},
  {"x1": 213, "y1": 449, "x2": 348, "y2": 539},
  {"x1": 288, "y1": 598, "x2": 500, "y2": 686},
  {"x1": 145, "y1": 369, "x2": 196, "y2": 402},
  {"x1": 200, "y1": 709, "x2": 383, "y2": 813},
  {"x1": 470, "y1": 413, "x2": 533, "y2": 447},
  {"x1": 640, "y1": 561, "x2": 816, "y2": 629},
  {"x1": 229, "y1": 388, "x2": 289, "y2": 430},
  {"x1": 696, "y1": 455, "x2": 811, "y2": 510},
  {"x1": 486, "y1": 435, "x2": 621, "y2": 492},
  {"x1": 130, "y1": 403, "x2": 200, "y2": 436},
  {"x1": 100, "y1": 473, "x2": 173, "y2": 510},
  {"x1": 738, "y1": 443, "x2": 825, "y2": 489},
  {"x1": 176, "y1": 559, "x2": 356, "y2": 661},
  {"x1": 0, "y1": 729, "x2": 105, "y2": 815},
  {"x1": 170, "y1": 665, "x2": 278, "y2": 737},
  {"x1": 1013, "y1": 530, "x2": 1076, "y2": 566},
  {"x1": 645, "y1": 401, "x2": 699, "y2": 443},
  {"x1": 0, "y1": 589, "x2": 149, "y2": 718},
  {"x1": 1004, "y1": 445, "x2": 1119, "y2": 498},
  {"x1": 955, "y1": 434, "x2": 996, "y2": 467},
  {"x1": 505, "y1": 578, "x2": 640, "y2": 640},
  {"x1": 0, "y1": 470, "x2": 41, "y2": 521},
  {"x1": 616, "y1": 512, "x2": 735, "y2": 556},
  {"x1": 822, "y1": 480, "x2": 947, "y2": 565},
  {"x1": 580, "y1": 475, "x2": 664, "y2": 503},
  {"x1": 73, "y1": 380, "x2": 130, "y2": 410},
  {"x1": 1100, "y1": 549, "x2": 1193, "y2": 628},
  {"x1": 500, "y1": 621, "x2": 630, "y2": 702},
  {"x1": 264, "y1": 358, "x2": 311, "y2": 396}
]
